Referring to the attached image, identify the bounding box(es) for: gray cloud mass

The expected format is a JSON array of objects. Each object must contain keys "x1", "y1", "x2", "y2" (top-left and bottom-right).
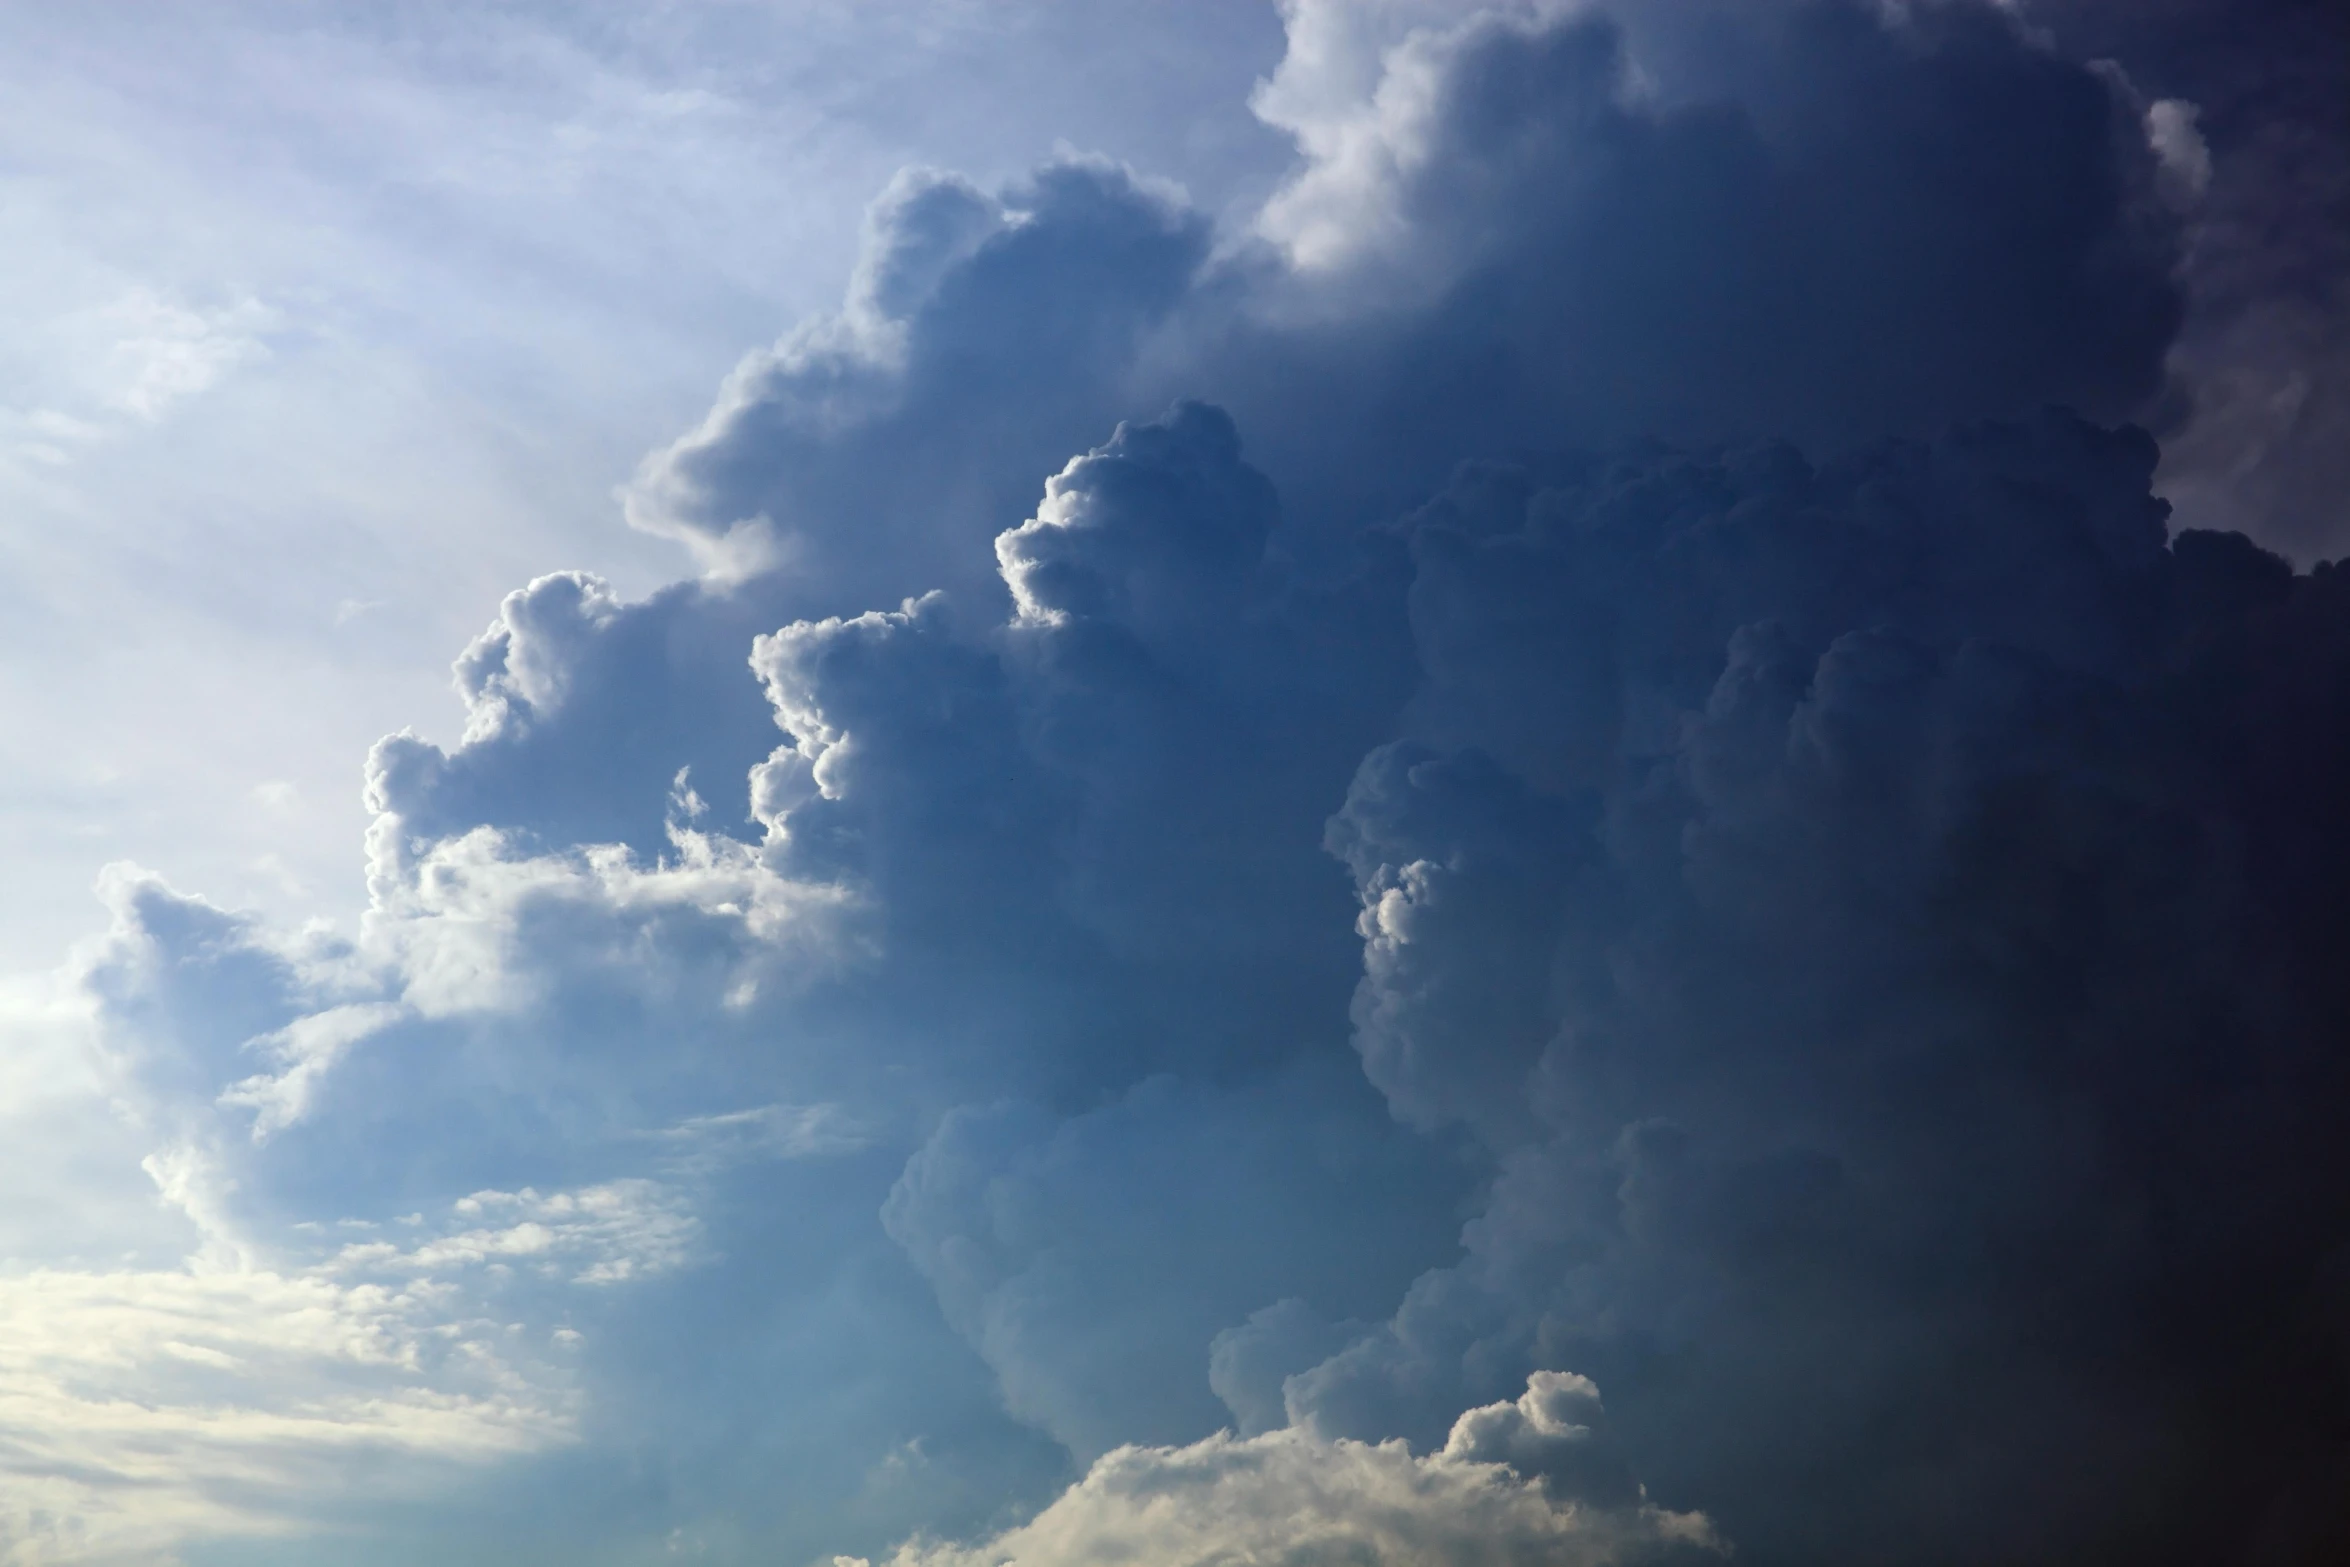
[{"x1": 20, "y1": 2, "x2": 2348, "y2": 1564}]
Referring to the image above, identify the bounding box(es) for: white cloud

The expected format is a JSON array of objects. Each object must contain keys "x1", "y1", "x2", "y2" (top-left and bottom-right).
[
  {"x1": 0, "y1": 1263, "x2": 572, "y2": 1564},
  {"x1": 0, "y1": 1146, "x2": 732, "y2": 1558},
  {"x1": 360, "y1": 814, "x2": 862, "y2": 1020},
  {"x1": 645, "y1": 1101, "x2": 871, "y2": 1172},
  {"x1": 217, "y1": 1000, "x2": 408, "y2": 1141},
  {"x1": 86, "y1": 289, "x2": 274, "y2": 422},
  {"x1": 1251, "y1": 0, "x2": 1572, "y2": 275},
  {"x1": 0, "y1": 289, "x2": 272, "y2": 482},
  {"x1": 2145, "y1": 97, "x2": 2211, "y2": 203},
  {"x1": 330, "y1": 1179, "x2": 702, "y2": 1286},
  {"x1": 852, "y1": 1373, "x2": 1722, "y2": 1567},
  {"x1": 0, "y1": 840, "x2": 860, "y2": 1558}
]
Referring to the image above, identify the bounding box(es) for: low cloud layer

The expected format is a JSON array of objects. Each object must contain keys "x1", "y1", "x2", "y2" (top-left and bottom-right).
[
  {"x1": 856, "y1": 1373, "x2": 1721, "y2": 1567},
  {"x1": 11, "y1": 2, "x2": 2345, "y2": 1564}
]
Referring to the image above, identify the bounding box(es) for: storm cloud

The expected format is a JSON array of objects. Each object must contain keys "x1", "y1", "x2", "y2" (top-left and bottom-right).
[{"x1": 16, "y1": 2, "x2": 2347, "y2": 1564}]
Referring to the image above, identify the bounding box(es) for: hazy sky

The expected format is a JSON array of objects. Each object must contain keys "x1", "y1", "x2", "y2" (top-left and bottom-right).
[{"x1": 2, "y1": 3, "x2": 2344, "y2": 1565}]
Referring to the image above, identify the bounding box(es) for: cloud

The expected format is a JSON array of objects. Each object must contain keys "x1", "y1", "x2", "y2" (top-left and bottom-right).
[
  {"x1": 0, "y1": 1253, "x2": 575, "y2": 1564},
  {"x1": 854, "y1": 1373, "x2": 1722, "y2": 1567},
  {"x1": 42, "y1": 821, "x2": 1039, "y2": 1561},
  {"x1": 217, "y1": 1000, "x2": 408, "y2": 1140},
  {"x1": 327, "y1": 1179, "x2": 700, "y2": 1286},
  {"x1": 0, "y1": 289, "x2": 274, "y2": 484},
  {"x1": 24, "y1": 1, "x2": 2348, "y2": 1562},
  {"x1": 625, "y1": 158, "x2": 1211, "y2": 601},
  {"x1": 1279, "y1": 416, "x2": 2350, "y2": 1563},
  {"x1": 88, "y1": 289, "x2": 273, "y2": 422},
  {"x1": 641, "y1": 1101, "x2": 871, "y2": 1172},
  {"x1": 358, "y1": 0, "x2": 2188, "y2": 920},
  {"x1": 1209, "y1": 0, "x2": 2184, "y2": 520},
  {"x1": 2027, "y1": 0, "x2": 2350, "y2": 559},
  {"x1": 607, "y1": 0, "x2": 2186, "y2": 614},
  {"x1": 881, "y1": 1069, "x2": 1459, "y2": 1462}
]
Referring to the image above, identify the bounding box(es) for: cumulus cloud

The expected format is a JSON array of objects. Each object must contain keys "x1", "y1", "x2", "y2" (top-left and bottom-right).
[
  {"x1": 1279, "y1": 415, "x2": 2350, "y2": 1563},
  {"x1": 854, "y1": 1373, "x2": 1721, "y2": 1567},
  {"x1": 626, "y1": 158, "x2": 1210, "y2": 602},
  {"x1": 21, "y1": 858, "x2": 890, "y2": 1558},
  {"x1": 1215, "y1": 0, "x2": 2184, "y2": 514},
  {"x1": 360, "y1": 0, "x2": 2187, "y2": 898},
  {"x1": 27, "y1": 1, "x2": 2347, "y2": 1562},
  {"x1": 881, "y1": 1070, "x2": 1457, "y2": 1461}
]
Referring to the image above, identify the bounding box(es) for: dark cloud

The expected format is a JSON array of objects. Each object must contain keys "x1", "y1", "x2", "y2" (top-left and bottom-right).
[
  {"x1": 2028, "y1": 0, "x2": 2350, "y2": 560},
  {"x1": 373, "y1": 0, "x2": 2189, "y2": 889},
  {"x1": 59, "y1": 2, "x2": 2350, "y2": 1562},
  {"x1": 880, "y1": 1066, "x2": 1458, "y2": 1461},
  {"x1": 1206, "y1": 0, "x2": 2183, "y2": 539},
  {"x1": 1283, "y1": 417, "x2": 2350, "y2": 1565},
  {"x1": 629, "y1": 160, "x2": 1212, "y2": 603}
]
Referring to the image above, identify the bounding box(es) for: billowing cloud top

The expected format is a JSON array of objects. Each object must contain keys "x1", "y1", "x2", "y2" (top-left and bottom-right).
[{"x1": 8, "y1": 3, "x2": 2347, "y2": 1565}]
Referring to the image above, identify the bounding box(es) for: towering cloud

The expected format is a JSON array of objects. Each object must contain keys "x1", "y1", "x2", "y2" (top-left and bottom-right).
[
  {"x1": 18, "y1": 2, "x2": 2345, "y2": 1564},
  {"x1": 1288, "y1": 419, "x2": 2350, "y2": 1563}
]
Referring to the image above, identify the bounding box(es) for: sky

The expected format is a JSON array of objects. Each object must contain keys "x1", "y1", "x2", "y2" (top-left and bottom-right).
[{"x1": 0, "y1": 2, "x2": 2344, "y2": 1564}]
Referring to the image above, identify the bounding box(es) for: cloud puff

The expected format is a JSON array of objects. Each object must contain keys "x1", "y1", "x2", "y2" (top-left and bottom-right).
[
  {"x1": 627, "y1": 159, "x2": 1210, "y2": 599},
  {"x1": 855, "y1": 1373, "x2": 1721, "y2": 1567},
  {"x1": 736, "y1": 402, "x2": 1410, "y2": 1105}
]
